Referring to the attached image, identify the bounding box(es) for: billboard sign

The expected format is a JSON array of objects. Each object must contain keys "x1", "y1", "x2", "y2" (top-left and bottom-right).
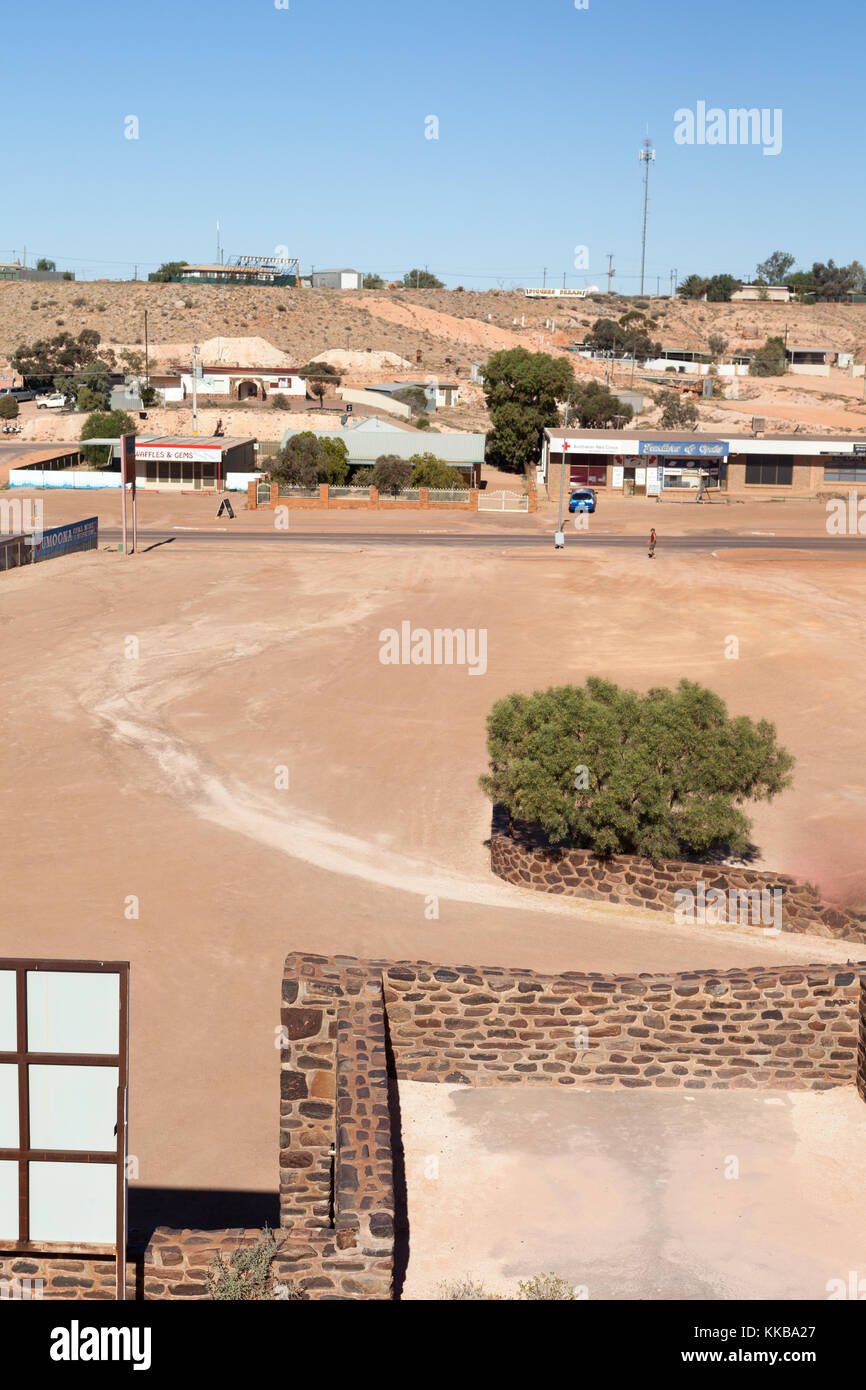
[{"x1": 32, "y1": 517, "x2": 98, "y2": 564}]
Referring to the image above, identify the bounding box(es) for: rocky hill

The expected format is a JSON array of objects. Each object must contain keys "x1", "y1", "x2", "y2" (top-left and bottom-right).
[{"x1": 4, "y1": 281, "x2": 866, "y2": 376}]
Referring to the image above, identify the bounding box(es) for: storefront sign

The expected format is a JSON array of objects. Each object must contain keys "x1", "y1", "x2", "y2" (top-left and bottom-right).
[{"x1": 638, "y1": 440, "x2": 728, "y2": 457}]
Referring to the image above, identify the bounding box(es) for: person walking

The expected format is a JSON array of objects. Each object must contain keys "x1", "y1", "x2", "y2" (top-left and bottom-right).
[{"x1": 648, "y1": 526, "x2": 657, "y2": 559}]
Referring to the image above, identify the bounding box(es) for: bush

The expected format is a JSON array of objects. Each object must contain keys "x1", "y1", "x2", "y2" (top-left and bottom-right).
[
  {"x1": 271, "y1": 393, "x2": 290, "y2": 409},
  {"x1": 372, "y1": 454, "x2": 413, "y2": 494},
  {"x1": 351, "y1": 467, "x2": 374, "y2": 487},
  {"x1": 655, "y1": 390, "x2": 698, "y2": 429},
  {"x1": 415, "y1": 416, "x2": 430, "y2": 428},
  {"x1": 435, "y1": 1272, "x2": 579, "y2": 1300},
  {"x1": 480, "y1": 677, "x2": 794, "y2": 859},
  {"x1": 207, "y1": 1228, "x2": 304, "y2": 1301},
  {"x1": 79, "y1": 409, "x2": 136, "y2": 466},
  {"x1": 0, "y1": 395, "x2": 19, "y2": 419},
  {"x1": 409, "y1": 453, "x2": 467, "y2": 488},
  {"x1": 749, "y1": 335, "x2": 787, "y2": 377}
]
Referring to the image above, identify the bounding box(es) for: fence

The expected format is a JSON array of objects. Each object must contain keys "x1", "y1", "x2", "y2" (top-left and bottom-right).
[
  {"x1": 478, "y1": 489, "x2": 530, "y2": 511},
  {"x1": 427, "y1": 487, "x2": 471, "y2": 503}
]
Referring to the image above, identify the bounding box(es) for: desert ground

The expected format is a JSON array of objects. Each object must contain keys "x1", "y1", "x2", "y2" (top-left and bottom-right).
[{"x1": 0, "y1": 520, "x2": 864, "y2": 1247}]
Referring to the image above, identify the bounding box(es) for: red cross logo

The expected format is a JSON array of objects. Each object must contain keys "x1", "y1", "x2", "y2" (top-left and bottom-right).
[{"x1": 562, "y1": 440, "x2": 571, "y2": 452}]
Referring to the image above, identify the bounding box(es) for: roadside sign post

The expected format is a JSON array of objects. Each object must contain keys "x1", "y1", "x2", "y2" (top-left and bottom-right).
[{"x1": 120, "y1": 435, "x2": 136, "y2": 554}]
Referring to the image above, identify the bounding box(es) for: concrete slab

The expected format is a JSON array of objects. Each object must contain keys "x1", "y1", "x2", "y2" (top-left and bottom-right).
[{"x1": 398, "y1": 1079, "x2": 866, "y2": 1301}]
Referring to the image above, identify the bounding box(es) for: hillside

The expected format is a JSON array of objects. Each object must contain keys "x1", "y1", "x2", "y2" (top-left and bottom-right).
[{"x1": 4, "y1": 281, "x2": 866, "y2": 375}]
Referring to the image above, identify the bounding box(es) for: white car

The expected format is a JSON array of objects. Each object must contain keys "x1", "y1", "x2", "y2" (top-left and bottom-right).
[{"x1": 35, "y1": 393, "x2": 67, "y2": 409}]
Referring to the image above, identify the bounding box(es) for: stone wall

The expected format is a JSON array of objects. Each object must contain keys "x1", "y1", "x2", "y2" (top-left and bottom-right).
[{"x1": 490, "y1": 809, "x2": 866, "y2": 944}]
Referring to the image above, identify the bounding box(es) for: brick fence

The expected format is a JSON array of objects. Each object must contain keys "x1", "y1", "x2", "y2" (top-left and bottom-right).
[
  {"x1": 489, "y1": 807, "x2": 866, "y2": 944},
  {"x1": 247, "y1": 482, "x2": 538, "y2": 513}
]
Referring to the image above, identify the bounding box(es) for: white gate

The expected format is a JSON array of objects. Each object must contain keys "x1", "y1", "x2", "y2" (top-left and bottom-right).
[{"x1": 478, "y1": 490, "x2": 529, "y2": 512}]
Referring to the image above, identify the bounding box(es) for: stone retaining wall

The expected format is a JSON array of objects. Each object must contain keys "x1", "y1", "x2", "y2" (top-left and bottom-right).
[{"x1": 490, "y1": 809, "x2": 866, "y2": 944}]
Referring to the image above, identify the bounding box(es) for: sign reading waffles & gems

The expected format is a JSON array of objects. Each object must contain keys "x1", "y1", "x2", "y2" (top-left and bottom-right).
[
  {"x1": 32, "y1": 516, "x2": 98, "y2": 563},
  {"x1": 135, "y1": 445, "x2": 222, "y2": 463}
]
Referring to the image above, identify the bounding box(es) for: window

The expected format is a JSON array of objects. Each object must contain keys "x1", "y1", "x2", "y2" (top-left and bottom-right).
[
  {"x1": 824, "y1": 460, "x2": 866, "y2": 482},
  {"x1": 744, "y1": 457, "x2": 793, "y2": 486}
]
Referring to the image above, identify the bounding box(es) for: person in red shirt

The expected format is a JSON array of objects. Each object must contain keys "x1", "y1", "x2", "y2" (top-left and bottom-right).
[{"x1": 648, "y1": 527, "x2": 657, "y2": 559}]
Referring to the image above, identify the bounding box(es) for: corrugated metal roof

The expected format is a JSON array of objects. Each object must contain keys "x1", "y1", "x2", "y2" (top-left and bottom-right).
[{"x1": 280, "y1": 426, "x2": 484, "y2": 463}]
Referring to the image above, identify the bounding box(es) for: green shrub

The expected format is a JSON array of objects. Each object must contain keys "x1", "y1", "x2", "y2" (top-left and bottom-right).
[
  {"x1": 207, "y1": 1228, "x2": 304, "y2": 1301},
  {"x1": 480, "y1": 677, "x2": 794, "y2": 859},
  {"x1": 271, "y1": 393, "x2": 290, "y2": 409},
  {"x1": 436, "y1": 1271, "x2": 579, "y2": 1300}
]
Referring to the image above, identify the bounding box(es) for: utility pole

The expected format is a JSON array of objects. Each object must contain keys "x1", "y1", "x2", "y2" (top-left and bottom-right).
[
  {"x1": 639, "y1": 136, "x2": 655, "y2": 296},
  {"x1": 144, "y1": 309, "x2": 149, "y2": 396},
  {"x1": 543, "y1": 266, "x2": 547, "y2": 289},
  {"x1": 192, "y1": 342, "x2": 199, "y2": 437},
  {"x1": 555, "y1": 391, "x2": 576, "y2": 548},
  {"x1": 607, "y1": 254, "x2": 615, "y2": 294},
  {"x1": 562, "y1": 272, "x2": 566, "y2": 290}
]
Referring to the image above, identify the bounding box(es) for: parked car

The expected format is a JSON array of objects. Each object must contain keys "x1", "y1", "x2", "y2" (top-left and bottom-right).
[
  {"x1": 568, "y1": 487, "x2": 597, "y2": 513},
  {"x1": 35, "y1": 393, "x2": 67, "y2": 409},
  {"x1": 0, "y1": 387, "x2": 36, "y2": 402}
]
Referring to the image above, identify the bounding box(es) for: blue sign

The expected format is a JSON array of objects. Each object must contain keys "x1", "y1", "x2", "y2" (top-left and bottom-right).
[
  {"x1": 638, "y1": 440, "x2": 728, "y2": 458},
  {"x1": 33, "y1": 517, "x2": 98, "y2": 563}
]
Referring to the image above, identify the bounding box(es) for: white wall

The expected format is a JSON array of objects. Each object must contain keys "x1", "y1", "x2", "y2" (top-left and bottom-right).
[
  {"x1": 337, "y1": 388, "x2": 412, "y2": 418},
  {"x1": 9, "y1": 469, "x2": 120, "y2": 489}
]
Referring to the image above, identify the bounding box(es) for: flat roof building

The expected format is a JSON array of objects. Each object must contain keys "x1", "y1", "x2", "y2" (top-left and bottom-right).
[{"x1": 542, "y1": 428, "x2": 866, "y2": 499}]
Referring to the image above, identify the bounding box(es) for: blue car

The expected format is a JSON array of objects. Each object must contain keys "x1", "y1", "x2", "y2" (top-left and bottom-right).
[{"x1": 568, "y1": 488, "x2": 596, "y2": 513}]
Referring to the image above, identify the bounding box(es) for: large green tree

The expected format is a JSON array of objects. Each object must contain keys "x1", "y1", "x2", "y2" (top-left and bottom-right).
[
  {"x1": 705, "y1": 273, "x2": 737, "y2": 302},
  {"x1": 676, "y1": 274, "x2": 709, "y2": 299},
  {"x1": 755, "y1": 251, "x2": 795, "y2": 284},
  {"x1": 655, "y1": 390, "x2": 699, "y2": 428},
  {"x1": 483, "y1": 348, "x2": 575, "y2": 474},
  {"x1": 480, "y1": 677, "x2": 794, "y2": 859},
  {"x1": 572, "y1": 380, "x2": 633, "y2": 427}
]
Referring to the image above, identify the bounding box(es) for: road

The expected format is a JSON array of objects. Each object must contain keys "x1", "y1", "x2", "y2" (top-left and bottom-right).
[{"x1": 100, "y1": 528, "x2": 866, "y2": 552}]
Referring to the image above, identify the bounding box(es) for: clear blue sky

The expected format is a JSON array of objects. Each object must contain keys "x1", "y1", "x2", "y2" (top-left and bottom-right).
[{"x1": 2, "y1": 0, "x2": 863, "y2": 287}]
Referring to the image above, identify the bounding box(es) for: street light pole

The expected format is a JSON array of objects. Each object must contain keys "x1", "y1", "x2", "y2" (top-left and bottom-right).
[
  {"x1": 192, "y1": 343, "x2": 199, "y2": 436},
  {"x1": 555, "y1": 391, "x2": 576, "y2": 548}
]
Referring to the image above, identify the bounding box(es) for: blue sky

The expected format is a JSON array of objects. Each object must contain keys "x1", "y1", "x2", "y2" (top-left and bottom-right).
[{"x1": 2, "y1": 0, "x2": 863, "y2": 287}]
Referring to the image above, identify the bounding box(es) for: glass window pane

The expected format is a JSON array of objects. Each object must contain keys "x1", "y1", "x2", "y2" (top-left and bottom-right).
[
  {"x1": 0, "y1": 972, "x2": 16, "y2": 1050},
  {"x1": 0, "y1": 1065, "x2": 18, "y2": 1148},
  {"x1": 29, "y1": 1066, "x2": 118, "y2": 1151},
  {"x1": 27, "y1": 972, "x2": 119, "y2": 1054},
  {"x1": 0, "y1": 1161, "x2": 18, "y2": 1242},
  {"x1": 30, "y1": 1161, "x2": 115, "y2": 1245}
]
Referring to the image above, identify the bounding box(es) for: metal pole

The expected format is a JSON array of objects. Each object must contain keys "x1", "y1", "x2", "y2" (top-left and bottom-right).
[
  {"x1": 144, "y1": 309, "x2": 149, "y2": 396},
  {"x1": 556, "y1": 391, "x2": 575, "y2": 543},
  {"x1": 639, "y1": 139, "x2": 654, "y2": 296},
  {"x1": 121, "y1": 469, "x2": 128, "y2": 555},
  {"x1": 192, "y1": 343, "x2": 198, "y2": 436}
]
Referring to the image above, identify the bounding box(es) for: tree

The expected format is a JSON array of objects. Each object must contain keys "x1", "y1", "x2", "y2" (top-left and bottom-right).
[
  {"x1": 749, "y1": 336, "x2": 787, "y2": 377},
  {"x1": 363, "y1": 273, "x2": 384, "y2": 288},
  {"x1": 572, "y1": 380, "x2": 633, "y2": 428},
  {"x1": 480, "y1": 677, "x2": 794, "y2": 859},
  {"x1": 79, "y1": 409, "x2": 136, "y2": 466},
  {"x1": 586, "y1": 314, "x2": 659, "y2": 361},
  {"x1": 372, "y1": 454, "x2": 413, "y2": 494},
  {"x1": 655, "y1": 391, "x2": 699, "y2": 428},
  {"x1": 12, "y1": 328, "x2": 101, "y2": 389},
  {"x1": 271, "y1": 431, "x2": 349, "y2": 487},
  {"x1": 120, "y1": 349, "x2": 145, "y2": 377},
  {"x1": 299, "y1": 361, "x2": 341, "y2": 408},
  {"x1": 810, "y1": 259, "x2": 858, "y2": 301},
  {"x1": 318, "y1": 436, "x2": 349, "y2": 484},
  {"x1": 676, "y1": 274, "x2": 708, "y2": 299},
  {"x1": 402, "y1": 269, "x2": 445, "y2": 289},
  {"x1": 707, "y1": 334, "x2": 728, "y2": 359},
  {"x1": 0, "y1": 394, "x2": 19, "y2": 419},
  {"x1": 408, "y1": 453, "x2": 467, "y2": 488},
  {"x1": 705, "y1": 273, "x2": 737, "y2": 302},
  {"x1": 35, "y1": 258, "x2": 56, "y2": 272},
  {"x1": 59, "y1": 357, "x2": 113, "y2": 409},
  {"x1": 755, "y1": 251, "x2": 795, "y2": 285},
  {"x1": 482, "y1": 348, "x2": 575, "y2": 474},
  {"x1": 148, "y1": 261, "x2": 189, "y2": 283}
]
